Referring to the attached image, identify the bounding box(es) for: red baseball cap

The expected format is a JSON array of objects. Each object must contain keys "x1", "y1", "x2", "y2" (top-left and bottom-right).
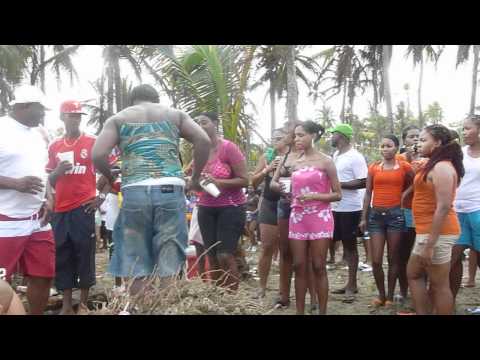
[{"x1": 60, "y1": 100, "x2": 87, "y2": 115}]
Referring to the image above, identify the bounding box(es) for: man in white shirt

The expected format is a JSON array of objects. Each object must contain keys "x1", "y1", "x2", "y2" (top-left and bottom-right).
[
  {"x1": 0, "y1": 85, "x2": 54, "y2": 315},
  {"x1": 328, "y1": 124, "x2": 368, "y2": 302}
]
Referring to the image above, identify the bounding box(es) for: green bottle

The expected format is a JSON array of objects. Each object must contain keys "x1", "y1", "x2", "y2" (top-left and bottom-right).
[{"x1": 265, "y1": 147, "x2": 277, "y2": 164}]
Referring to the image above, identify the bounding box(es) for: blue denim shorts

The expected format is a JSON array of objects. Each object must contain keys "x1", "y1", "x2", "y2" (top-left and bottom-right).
[
  {"x1": 403, "y1": 208, "x2": 415, "y2": 230},
  {"x1": 457, "y1": 210, "x2": 480, "y2": 251},
  {"x1": 109, "y1": 185, "x2": 188, "y2": 278},
  {"x1": 277, "y1": 198, "x2": 291, "y2": 220},
  {"x1": 367, "y1": 206, "x2": 405, "y2": 234}
]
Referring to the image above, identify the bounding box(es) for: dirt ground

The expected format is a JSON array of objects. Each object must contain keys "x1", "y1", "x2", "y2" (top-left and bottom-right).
[{"x1": 91, "y1": 240, "x2": 480, "y2": 315}]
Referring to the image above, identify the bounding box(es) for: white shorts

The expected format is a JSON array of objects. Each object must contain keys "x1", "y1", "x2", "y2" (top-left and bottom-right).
[{"x1": 412, "y1": 234, "x2": 458, "y2": 265}]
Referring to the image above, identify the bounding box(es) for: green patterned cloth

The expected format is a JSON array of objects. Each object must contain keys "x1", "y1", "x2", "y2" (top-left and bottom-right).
[{"x1": 119, "y1": 121, "x2": 183, "y2": 186}]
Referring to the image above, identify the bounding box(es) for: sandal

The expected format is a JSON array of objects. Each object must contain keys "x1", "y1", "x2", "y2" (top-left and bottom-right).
[
  {"x1": 371, "y1": 298, "x2": 386, "y2": 307},
  {"x1": 273, "y1": 299, "x2": 290, "y2": 310},
  {"x1": 332, "y1": 288, "x2": 358, "y2": 295},
  {"x1": 384, "y1": 300, "x2": 394, "y2": 308}
]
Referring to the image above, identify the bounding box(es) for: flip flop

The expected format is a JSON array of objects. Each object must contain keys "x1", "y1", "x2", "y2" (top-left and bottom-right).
[
  {"x1": 384, "y1": 300, "x2": 394, "y2": 308},
  {"x1": 371, "y1": 298, "x2": 386, "y2": 307},
  {"x1": 397, "y1": 311, "x2": 416, "y2": 315},
  {"x1": 461, "y1": 283, "x2": 475, "y2": 288},
  {"x1": 342, "y1": 295, "x2": 356, "y2": 304},
  {"x1": 332, "y1": 288, "x2": 358, "y2": 295},
  {"x1": 273, "y1": 299, "x2": 290, "y2": 310}
]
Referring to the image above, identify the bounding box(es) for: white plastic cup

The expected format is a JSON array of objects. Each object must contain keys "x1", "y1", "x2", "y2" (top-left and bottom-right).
[
  {"x1": 200, "y1": 180, "x2": 221, "y2": 198},
  {"x1": 279, "y1": 177, "x2": 291, "y2": 193},
  {"x1": 57, "y1": 151, "x2": 74, "y2": 165}
]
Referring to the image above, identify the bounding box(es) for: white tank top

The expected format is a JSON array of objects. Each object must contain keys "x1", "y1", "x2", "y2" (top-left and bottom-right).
[{"x1": 455, "y1": 146, "x2": 480, "y2": 213}]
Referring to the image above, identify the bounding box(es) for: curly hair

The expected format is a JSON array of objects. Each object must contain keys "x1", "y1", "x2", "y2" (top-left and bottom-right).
[{"x1": 421, "y1": 124, "x2": 464, "y2": 184}]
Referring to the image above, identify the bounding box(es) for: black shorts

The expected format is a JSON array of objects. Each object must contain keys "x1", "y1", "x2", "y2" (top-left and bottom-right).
[
  {"x1": 258, "y1": 198, "x2": 278, "y2": 226},
  {"x1": 198, "y1": 205, "x2": 246, "y2": 256},
  {"x1": 52, "y1": 204, "x2": 96, "y2": 291},
  {"x1": 333, "y1": 211, "x2": 362, "y2": 251}
]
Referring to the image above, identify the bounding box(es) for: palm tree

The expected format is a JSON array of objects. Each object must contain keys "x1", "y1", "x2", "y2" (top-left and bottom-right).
[
  {"x1": 314, "y1": 45, "x2": 370, "y2": 124},
  {"x1": 382, "y1": 45, "x2": 394, "y2": 132},
  {"x1": 457, "y1": 45, "x2": 480, "y2": 115},
  {"x1": 251, "y1": 45, "x2": 321, "y2": 134},
  {"x1": 285, "y1": 45, "x2": 299, "y2": 127},
  {"x1": 101, "y1": 45, "x2": 144, "y2": 114},
  {"x1": 406, "y1": 45, "x2": 444, "y2": 126},
  {"x1": 158, "y1": 45, "x2": 257, "y2": 146},
  {"x1": 27, "y1": 45, "x2": 81, "y2": 92},
  {"x1": 0, "y1": 45, "x2": 31, "y2": 114}
]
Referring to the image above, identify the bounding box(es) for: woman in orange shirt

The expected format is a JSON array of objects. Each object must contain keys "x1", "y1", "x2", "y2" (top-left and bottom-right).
[
  {"x1": 408, "y1": 124, "x2": 464, "y2": 315},
  {"x1": 359, "y1": 135, "x2": 414, "y2": 307}
]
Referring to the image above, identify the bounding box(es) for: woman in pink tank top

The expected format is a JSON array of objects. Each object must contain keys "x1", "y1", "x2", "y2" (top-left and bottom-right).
[
  {"x1": 289, "y1": 121, "x2": 342, "y2": 314},
  {"x1": 194, "y1": 113, "x2": 248, "y2": 292}
]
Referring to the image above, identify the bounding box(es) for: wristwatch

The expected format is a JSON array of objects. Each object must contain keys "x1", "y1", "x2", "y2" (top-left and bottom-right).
[{"x1": 98, "y1": 193, "x2": 106, "y2": 201}]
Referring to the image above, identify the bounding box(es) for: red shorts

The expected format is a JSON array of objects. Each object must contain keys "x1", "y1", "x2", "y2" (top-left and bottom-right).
[{"x1": 0, "y1": 215, "x2": 55, "y2": 281}]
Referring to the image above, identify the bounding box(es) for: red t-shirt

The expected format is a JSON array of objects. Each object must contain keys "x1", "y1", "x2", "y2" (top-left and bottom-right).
[{"x1": 46, "y1": 134, "x2": 97, "y2": 213}]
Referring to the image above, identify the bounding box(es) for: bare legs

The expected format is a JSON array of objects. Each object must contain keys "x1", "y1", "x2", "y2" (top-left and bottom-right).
[
  {"x1": 408, "y1": 255, "x2": 453, "y2": 315},
  {"x1": 258, "y1": 224, "x2": 279, "y2": 297}
]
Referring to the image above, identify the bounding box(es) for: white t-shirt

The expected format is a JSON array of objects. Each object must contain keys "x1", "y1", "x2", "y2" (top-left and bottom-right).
[
  {"x1": 105, "y1": 193, "x2": 120, "y2": 231},
  {"x1": 331, "y1": 148, "x2": 368, "y2": 212},
  {"x1": 0, "y1": 116, "x2": 48, "y2": 218},
  {"x1": 455, "y1": 146, "x2": 480, "y2": 213}
]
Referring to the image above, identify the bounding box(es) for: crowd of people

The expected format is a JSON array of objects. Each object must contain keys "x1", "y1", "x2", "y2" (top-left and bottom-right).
[{"x1": 0, "y1": 83, "x2": 479, "y2": 316}]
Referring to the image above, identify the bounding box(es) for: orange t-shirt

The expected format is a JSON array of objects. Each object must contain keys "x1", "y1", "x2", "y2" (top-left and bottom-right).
[
  {"x1": 369, "y1": 160, "x2": 413, "y2": 208},
  {"x1": 396, "y1": 153, "x2": 407, "y2": 162},
  {"x1": 412, "y1": 163, "x2": 460, "y2": 235}
]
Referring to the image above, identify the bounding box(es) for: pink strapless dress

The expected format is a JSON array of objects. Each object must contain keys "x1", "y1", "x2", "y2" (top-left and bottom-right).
[{"x1": 288, "y1": 166, "x2": 334, "y2": 240}]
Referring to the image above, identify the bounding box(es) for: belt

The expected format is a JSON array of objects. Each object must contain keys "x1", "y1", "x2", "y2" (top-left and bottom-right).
[
  {"x1": 0, "y1": 212, "x2": 41, "y2": 222},
  {"x1": 371, "y1": 207, "x2": 400, "y2": 215}
]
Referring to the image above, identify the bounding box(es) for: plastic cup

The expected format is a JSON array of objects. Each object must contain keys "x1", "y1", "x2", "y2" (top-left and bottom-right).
[
  {"x1": 200, "y1": 180, "x2": 221, "y2": 198},
  {"x1": 57, "y1": 151, "x2": 74, "y2": 165},
  {"x1": 279, "y1": 177, "x2": 291, "y2": 193}
]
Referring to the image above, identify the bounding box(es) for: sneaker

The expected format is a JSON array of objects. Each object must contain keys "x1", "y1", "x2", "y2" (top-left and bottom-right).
[
  {"x1": 466, "y1": 307, "x2": 480, "y2": 315},
  {"x1": 361, "y1": 264, "x2": 372, "y2": 272}
]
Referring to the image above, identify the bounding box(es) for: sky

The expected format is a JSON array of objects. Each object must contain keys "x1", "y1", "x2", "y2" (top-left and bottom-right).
[{"x1": 36, "y1": 45, "x2": 476, "y2": 141}]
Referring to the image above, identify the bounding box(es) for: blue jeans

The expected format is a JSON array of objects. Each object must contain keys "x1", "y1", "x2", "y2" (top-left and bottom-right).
[
  {"x1": 109, "y1": 185, "x2": 187, "y2": 278},
  {"x1": 367, "y1": 206, "x2": 405, "y2": 234}
]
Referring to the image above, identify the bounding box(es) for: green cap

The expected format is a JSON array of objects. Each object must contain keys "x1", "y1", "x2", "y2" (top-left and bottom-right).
[{"x1": 328, "y1": 123, "x2": 353, "y2": 140}]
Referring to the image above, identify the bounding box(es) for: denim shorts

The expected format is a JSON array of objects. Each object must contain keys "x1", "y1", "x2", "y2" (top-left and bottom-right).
[
  {"x1": 277, "y1": 198, "x2": 291, "y2": 220},
  {"x1": 367, "y1": 206, "x2": 405, "y2": 234},
  {"x1": 403, "y1": 208, "x2": 415, "y2": 230},
  {"x1": 109, "y1": 185, "x2": 188, "y2": 278},
  {"x1": 457, "y1": 210, "x2": 480, "y2": 251}
]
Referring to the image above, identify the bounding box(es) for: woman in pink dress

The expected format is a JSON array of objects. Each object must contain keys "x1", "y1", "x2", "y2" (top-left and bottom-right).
[{"x1": 289, "y1": 121, "x2": 342, "y2": 314}]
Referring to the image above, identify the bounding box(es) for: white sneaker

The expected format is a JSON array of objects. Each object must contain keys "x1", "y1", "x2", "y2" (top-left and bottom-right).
[{"x1": 361, "y1": 264, "x2": 372, "y2": 272}]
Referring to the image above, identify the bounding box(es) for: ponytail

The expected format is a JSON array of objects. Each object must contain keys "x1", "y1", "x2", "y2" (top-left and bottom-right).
[{"x1": 421, "y1": 125, "x2": 464, "y2": 184}]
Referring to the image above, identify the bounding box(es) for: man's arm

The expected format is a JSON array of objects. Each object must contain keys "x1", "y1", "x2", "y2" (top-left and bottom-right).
[
  {"x1": 92, "y1": 117, "x2": 120, "y2": 184},
  {"x1": 341, "y1": 178, "x2": 366, "y2": 190},
  {"x1": 0, "y1": 176, "x2": 44, "y2": 194},
  {"x1": 177, "y1": 111, "x2": 211, "y2": 186}
]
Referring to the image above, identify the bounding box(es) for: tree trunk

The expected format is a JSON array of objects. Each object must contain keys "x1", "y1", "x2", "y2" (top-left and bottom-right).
[
  {"x1": 347, "y1": 80, "x2": 355, "y2": 124},
  {"x1": 285, "y1": 45, "x2": 298, "y2": 128},
  {"x1": 39, "y1": 45, "x2": 45, "y2": 93},
  {"x1": 382, "y1": 45, "x2": 394, "y2": 133},
  {"x1": 113, "y1": 51, "x2": 123, "y2": 112},
  {"x1": 107, "y1": 63, "x2": 114, "y2": 116},
  {"x1": 372, "y1": 69, "x2": 379, "y2": 115},
  {"x1": 269, "y1": 85, "x2": 276, "y2": 136},
  {"x1": 340, "y1": 80, "x2": 347, "y2": 122},
  {"x1": 418, "y1": 55, "x2": 424, "y2": 126},
  {"x1": 470, "y1": 45, "x2": 479, "y2": 115}
]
